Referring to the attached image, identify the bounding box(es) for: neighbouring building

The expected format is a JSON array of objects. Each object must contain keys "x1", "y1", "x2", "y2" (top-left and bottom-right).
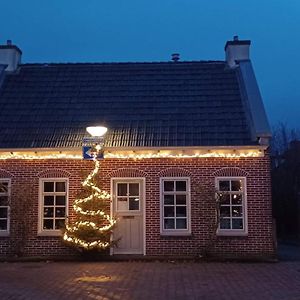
[{"x1": 0, "y1": 37, "x2": 275, "y2": 259}]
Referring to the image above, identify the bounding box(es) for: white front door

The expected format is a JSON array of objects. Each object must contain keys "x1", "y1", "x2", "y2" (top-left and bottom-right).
[{"x1": 112, "y1": 178, "x2": 144, "y2": 255}]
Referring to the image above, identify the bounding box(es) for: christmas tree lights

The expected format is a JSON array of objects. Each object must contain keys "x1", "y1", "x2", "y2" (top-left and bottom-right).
[{"x1": 63, "y1": 147, "x2": 116, "y2": 251}]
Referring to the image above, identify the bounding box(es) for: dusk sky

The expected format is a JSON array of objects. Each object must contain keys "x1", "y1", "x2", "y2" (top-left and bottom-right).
[{"x1": 1, "y1": 0, "x2": 299, "y2": 129}]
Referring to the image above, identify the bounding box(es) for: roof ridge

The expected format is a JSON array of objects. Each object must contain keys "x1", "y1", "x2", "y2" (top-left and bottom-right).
[{"x1": 20, "y1": 60, "x2": 225, "y2": 67}]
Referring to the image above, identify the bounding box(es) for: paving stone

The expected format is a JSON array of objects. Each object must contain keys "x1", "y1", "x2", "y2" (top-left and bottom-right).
[{"x1": 0, "y1": 261, "x2": 300, "y2": 300}]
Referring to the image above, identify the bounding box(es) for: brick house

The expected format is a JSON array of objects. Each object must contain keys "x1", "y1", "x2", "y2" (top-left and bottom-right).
[{"x1": 0, "y1": 37, "x2": 275, "y2": 259}]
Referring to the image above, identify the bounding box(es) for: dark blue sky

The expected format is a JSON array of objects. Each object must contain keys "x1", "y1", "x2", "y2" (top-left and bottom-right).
[{"x1": 1, "y1": 0, "x2": 299, "y2": 128}]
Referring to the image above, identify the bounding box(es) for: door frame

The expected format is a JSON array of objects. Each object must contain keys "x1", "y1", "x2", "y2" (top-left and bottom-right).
[{"x1": 110, "y1": 177, "x2": 146, "y2": 255}]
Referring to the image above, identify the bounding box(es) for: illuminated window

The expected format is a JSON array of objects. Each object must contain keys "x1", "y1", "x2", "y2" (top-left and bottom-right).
[
  {"x1": 160, "y1": 178, "x2": 191, "y2": 235},
  {"x1": 39, "y1": 179, "x2": 68, "y2": 235},
  {"x1": 0, "y1": 179, "x2": 10, "y2": 236},
  {"x1": 216, "y1": 177, "x2": 247, "y2": 236}
]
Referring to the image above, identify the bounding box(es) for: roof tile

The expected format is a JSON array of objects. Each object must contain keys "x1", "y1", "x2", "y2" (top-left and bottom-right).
[{"x1": 0, "y1": 61, "x2": 254, "y2": 148}]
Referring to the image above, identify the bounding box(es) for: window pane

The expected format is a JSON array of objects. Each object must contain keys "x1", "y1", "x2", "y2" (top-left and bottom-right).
[
  {"x1": 117, "y1": 197, "x2": 127, "y2": 210},
  {"x1": 164, "y1": 194, "x2": 174, "y2": 205},
  {"x1": 218, "y1": 193, "x2": 230, "y2": 204},
  {"x1": 164, "y1": 181, "x2": 174, "y2": 192},
  {"x1": 176, "y1": 195, "x2": 186, "y2": 205},
  {"x1": 44, "y1": 207, "x2": 54, "y2": 217},
  {"x1": 176, "y1": 219, "x2": 187, "y2": 229},
  {"x1": 0, "y1": 219, "x2": 7, "y2": 230},
  {"x1": 0, "y1": 182, "x2": 8, "y2": 193},
  {"x1": 176, "y1": 206, "x2": 186, "y2": 217},
  {"x1": 129, "y1": 183, "x2": 139, "y2": 196},
  {"x1": 164, "y1": 206, "x2": 174, "y2": 217},
  {"x1": 176, "y1": 181, "x2": 186, "y2": 192},
  {"x1": 231, "y1": 180, "x2": 242, "y2": 191},
  {"x1": 220, "y1": 218, "x2": 231, "y2": 229},
  {"x1": 55, "y1": 219, "x2": 65, "y2": 230},
  {"x1": 232, "y1": 218, "x2": 243, "y2": 229},
  {"x1": 232, "y1": 194, "x2": 242, "y2": 205},
  {"x1": 164, "y1": 219, "x2": 175, "y2": 229},
  {"x1": 44, "y1": 182, "x2": 54, "y2": 192},
  {"x1": 55, "y1": 207, "x2": 65, "y2": 218},
  {"x1": 55, "y1": 182, "x2": 66, "y2": 192},
  {"x1": 219, "y1": 180, "x2": 230, "y2": 191},
  {"x1": 129, "y1": 197, "x2": 139, "y2": 210},
  {"x1": 44, "y1": 196, "x2": 54, "y2": 206},
  {"x1": 220, "y1": 206, "x2": 230, "y2": 217},
  {"x1": 0, "y1": 196, "x2": 8, "y2": 206},
  {"x1": 117, "y1": 183, "x2": 127, "y2": 196},
  {"x1": 232, "y1": 206, "x2": 243, "y2": 217},
  {"x1": 0, "y1": 208, "x2": 7, "y2": 218},
  {"x1": 43, "y1": 219, "x2": 53, "y2": 230},
  {"x1": 56, "y1": 196, "x2": 66, "y2": 205}
]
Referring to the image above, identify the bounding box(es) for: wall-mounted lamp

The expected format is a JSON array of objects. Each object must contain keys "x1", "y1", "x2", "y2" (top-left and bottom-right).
[{"x1": 86, "y1": 126, "x2": 108, "y2": 137}]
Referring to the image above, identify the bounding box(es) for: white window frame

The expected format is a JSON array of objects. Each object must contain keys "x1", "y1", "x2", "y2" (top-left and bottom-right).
[
  {"x1": 38, "y1": 178, "x2": 69, "y2": 236},
  {"x1": 115, "y1": 180, "x2": 142, "y2": 213},
  {"x1": 160, "y1": 177, "x2": 191, "y2": 236},
  {"x1": 0, "y1": 178, "x2": 11, "y2": 237},
  {"x1": 215, "y1": 176, "x2": 248, "y2": 236}
]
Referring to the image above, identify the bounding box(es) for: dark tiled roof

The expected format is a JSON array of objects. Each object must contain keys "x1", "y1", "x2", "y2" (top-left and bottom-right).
[{"x1": 0, "y1": 61, "x2": 254, "y2": 148}]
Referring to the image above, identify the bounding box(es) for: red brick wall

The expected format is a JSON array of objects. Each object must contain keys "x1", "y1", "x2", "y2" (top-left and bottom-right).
[{"x1": 0, "y1": 152, "x2": 275, "y2": 259}]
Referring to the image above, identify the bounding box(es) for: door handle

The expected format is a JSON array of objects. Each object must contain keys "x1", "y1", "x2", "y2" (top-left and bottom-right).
[{"x1": 123, "y1": 216, "x2": 134, "y2": 219}]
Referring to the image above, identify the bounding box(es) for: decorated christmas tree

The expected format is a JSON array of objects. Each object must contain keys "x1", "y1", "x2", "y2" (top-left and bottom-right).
[{"x1": 63, "y1": 146, "x2": 116, "y2": 251}]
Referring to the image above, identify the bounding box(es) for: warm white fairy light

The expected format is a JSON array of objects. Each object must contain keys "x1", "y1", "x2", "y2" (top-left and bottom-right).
[
  {"x1": 63, "y1": 148, "x2": 116, "y2": 250},
  {"x1": 0, "y1": 149, "x2": 263, "y2": 160},
  {"x1": 63, "y1": 233, "x2": 110, "y2": 249},
  {"x1": 104, "y1": 151, "x2": 262, "y2": 159},
  {"x1": 0, "y1": 153, "x2": 82, "y2": 160},
  {"x1": 65, "y1": 221, "x2": 114, "y2": 233}
]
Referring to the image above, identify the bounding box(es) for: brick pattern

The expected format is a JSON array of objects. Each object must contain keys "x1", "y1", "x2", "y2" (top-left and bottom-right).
[
  {"x1": 212, "y1": 167, "x2": 249, "y2": 177},
  {"x1": 0, "y1": 152, "x2": 275, "y2": 258},
  {"x1": 157, "y1": 167, "x2": 192, "y2": 177},
  {"x1": 0, "y1": 168, "x2": 14, "y2": 178},
  {"x1": 37, "y1": 169, "x2": 72, "y2": 178}
]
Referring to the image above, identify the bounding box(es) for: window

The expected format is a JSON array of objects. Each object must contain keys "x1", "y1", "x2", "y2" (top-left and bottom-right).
[
  {"x1": 0, "y1": 179, "x2": 10, "y2": 236},
  {"x1": 216, "y1": 177, "x2": 247, "y2": 236},
  {"x1": 116, "y1": 182, "x2": 140, "y2": 212},
  {"x1": 160, "y1": 178, "x2": 190, "y2": 235},
  {"x1": 39, "y1": 179, "x2": 68, "y2": 235}
]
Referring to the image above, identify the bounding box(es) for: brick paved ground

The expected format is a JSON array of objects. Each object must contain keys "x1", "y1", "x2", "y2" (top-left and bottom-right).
[{"x1": 0, "y1": 260, "x2": 300, "y2": 300}]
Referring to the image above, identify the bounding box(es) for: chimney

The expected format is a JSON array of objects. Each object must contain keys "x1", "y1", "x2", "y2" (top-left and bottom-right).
[
  {"x1": 0, "y1": 40, "x2": 22, "y2": 72},
  {"x1": 171, "y1": 53, "x2": 180, "y2": 62},
  {"x1": 225, "y1": 36, "x2": 251, "y2": 68}
]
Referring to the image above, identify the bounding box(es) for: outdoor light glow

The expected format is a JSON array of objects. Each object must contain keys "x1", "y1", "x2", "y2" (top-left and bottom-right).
[
  {"x1": 0, "y1": 149, "x2": 264, "y2": 160},
  {"x1": 63, "y1": 148, "x2": 116, "y2": 251},
  {"x1": 86, "y1": 126, "x2": 108, "y2": 137},
  {"x1": 104, "y1": 150, "x2": 263, "y2": 159}
]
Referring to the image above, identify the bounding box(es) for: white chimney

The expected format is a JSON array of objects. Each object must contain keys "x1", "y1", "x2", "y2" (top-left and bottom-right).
[
  {"x1": 225, "y1": 36, "x2": 251, "y2": 68},
  {"x1": 0, "y1": 40, "x2": 22, "y2": 72}
]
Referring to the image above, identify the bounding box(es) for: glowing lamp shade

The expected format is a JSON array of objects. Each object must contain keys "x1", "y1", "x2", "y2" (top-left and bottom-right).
[{"x1": 86, "y1": 126, "x2": 108, "y2": 137}]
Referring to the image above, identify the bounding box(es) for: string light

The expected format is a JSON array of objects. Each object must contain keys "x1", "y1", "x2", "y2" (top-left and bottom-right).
[
  {"x1": 0, "y1": 149, "x2": 263, "y2": 160},
  {"x1": 0, "y1": 153, "x2": 82, "y2": 160},
  {"x1": 63, "y1": 148, "x2": 116, "y2": 250},
  {"x1": 104, "y1": 151, "x2": 262, "y2": 159}
]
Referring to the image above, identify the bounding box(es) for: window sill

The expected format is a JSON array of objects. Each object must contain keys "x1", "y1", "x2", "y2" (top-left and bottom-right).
[
  {"x1": 37, "y1": 231, "x2": 63, "y2": 237},
  {"x1": 216, "y1": 230, "x2": 248, "y2": 237},
  {"x1": 0, "y1": 232, "x2": 9, "y2": 237},
  {"x1": 160, "y1": 232, "x2": 192, "y2": 237}
]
